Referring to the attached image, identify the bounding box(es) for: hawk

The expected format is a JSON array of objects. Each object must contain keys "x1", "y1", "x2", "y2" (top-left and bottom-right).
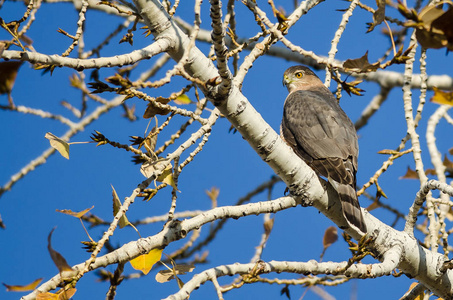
[{"x1": 280, "y1": 65, "x2": 366, "y2": 233}]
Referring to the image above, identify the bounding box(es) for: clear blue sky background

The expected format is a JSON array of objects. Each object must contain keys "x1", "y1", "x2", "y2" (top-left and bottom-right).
[{"x1": 1, "y1": 0, "x2": 452, "y2": 299}]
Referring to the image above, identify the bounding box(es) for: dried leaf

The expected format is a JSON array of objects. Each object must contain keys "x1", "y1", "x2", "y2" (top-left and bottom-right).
[
  {"x1": 155, "y1": 264, "x2": 195, "y2": 283},
  {"x1": 444, "y1": 154, "x2": 453, "y2": 169},
  {"x1": 431, "y1": 87, "x2": 453, "y2": 106},
  {"x1": 143, "y1": 97, "x2": 171, "y2": 119},
  {"x1": 399, "y1": 166, "x2": 419, "y2": 179},
  {"x1": 0, "y1": 61, "x2": 22, "y2": 98},
  {"x1": 431, "y1": 6, "x2": 453, "y2": 50},
  {"x1": 130, "y1": 248, "x2": 163, "y2": 275},
  {"x1": 414, "y1": 4, "x2": 453, "y2": 51},
  {"x1": 141, "y1": 162, "x2": 177, "y2": 189},
  {"x1": 112, "y1": 185, "x2": 131, "y2": 229},
  {"x1": 343, "y1": 51, "x2": 380, "y2": 73},
  {"x1": 280, "y1": 285, "x2": 291, "y2": 299},
  {"x1": 367, "y1": 0, "x2": 386, "y2": 32},
  {"x1": 425, "y1": 168, "x2": 436, "y2": 176},
  {"x1": 45, "y1": 132, "x2": 70, "y2": 159},
  {"x1": 3, "y1": 278, "x2": 43, "y2": 292},
  {"x1": 322, "y1": 226, "x2": 338, "y2": 250},
  {"x1": 37, "y1": 288, "x2": 76, "y2": 300},
  {"x1": 156, "y1": 164, "x2": 177, "y2": 190},
  {"x1": 366, "y1": 200, "x2": 380, "y2": 212},
  {"x1": 56, "y1": 206, "x2": 94, "y2": 218},
  {"x1": 47, "y1": 228, "x2": 74, "y2": 275}
]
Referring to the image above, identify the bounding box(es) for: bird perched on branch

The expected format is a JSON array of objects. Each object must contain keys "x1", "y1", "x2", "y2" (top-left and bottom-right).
[{"x1": 280, "y1": 65, "x2": 366, "y2": 233}]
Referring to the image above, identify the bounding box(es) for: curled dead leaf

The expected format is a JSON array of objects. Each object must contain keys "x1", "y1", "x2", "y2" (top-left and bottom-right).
[{"x1": 343, "y1": 51, "x2": 380, "y2": 73}]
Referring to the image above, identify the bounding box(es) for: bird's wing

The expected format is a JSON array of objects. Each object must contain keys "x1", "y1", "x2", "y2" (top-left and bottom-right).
[{"x1": 282, "y1": 90, "x2": 358, "y2": 185}]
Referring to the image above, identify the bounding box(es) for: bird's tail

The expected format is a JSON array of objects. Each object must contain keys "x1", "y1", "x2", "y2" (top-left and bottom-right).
[{"x1": 336, "y1": 183, "x2": 367, "y2": 233}]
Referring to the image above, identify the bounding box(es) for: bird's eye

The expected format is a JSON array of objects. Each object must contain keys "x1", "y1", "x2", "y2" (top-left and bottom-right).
[{"x1": 295, "y1": 72, "x2": 303, "y2": 78}]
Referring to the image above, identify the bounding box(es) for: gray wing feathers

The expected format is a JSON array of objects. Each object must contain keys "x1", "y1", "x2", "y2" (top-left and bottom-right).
[
  {"x1": 282, "y1": 90, "x2": 358, "y2": 184},
  {"x1": 282, "y1": 89, "x2": 366, "y2": 232}
]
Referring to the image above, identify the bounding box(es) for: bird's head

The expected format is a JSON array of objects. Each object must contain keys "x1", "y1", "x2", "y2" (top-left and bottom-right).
[{"x1": 282, "y1": 65, "x2": 322, "y2": 93}]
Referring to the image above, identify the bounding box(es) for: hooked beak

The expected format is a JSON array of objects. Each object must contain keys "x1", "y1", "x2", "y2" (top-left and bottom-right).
[{"x1": 282, "y1": 74, "x2": 289, "y2": 87}]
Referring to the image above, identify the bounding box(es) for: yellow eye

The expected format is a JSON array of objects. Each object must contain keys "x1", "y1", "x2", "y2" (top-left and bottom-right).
[{"x1": 295, "y1": 72, "x2": 303, "y2": 78}]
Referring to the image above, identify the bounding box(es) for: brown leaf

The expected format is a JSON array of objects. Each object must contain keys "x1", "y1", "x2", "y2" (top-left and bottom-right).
[
  {"x1": 414, "y1": 4, "x2": 453, "y2": 51},
  {"x1": 3, "y1": 278, "x2": 43, "y2": 292},
  {"x1": 399, "y1": 166, "x2": 419, "y2": 179},
  {"x1": 47, "y1": 228, "x2": 74, "y2": 275},
  {"x1": 0, "y1": 61, "x2": 22, "y2": 95},
  {"x1": 143, "y1": 97, "x2": 171, "y2": 119},
  {"x1": 367, "y1": 0, "x2": 386, "y2": 32},
  {"x1": 0, "y1": 60, "x2": 22, "y2": 106},
  {"x1": 432, "y1": 6, "x2": 453, "y2": 50},
  {"x1": 322, "y1": 226, "x2": 338, "y2": 250},
  {"x1": 56, "y1": 206, "x2": 94, "y2": 218},
  {"x1": 425, "y1": 168, "x2": 436, "y2": 176},
  {"x1": 343, "y1": 51, "x2": 380, "y2": 73},
  {"x1": 366, "y1": 200, "x2": 380, "y2": 212},
  {"x1": 444, "y1": 154, "x2": 453, "y2": 171}
]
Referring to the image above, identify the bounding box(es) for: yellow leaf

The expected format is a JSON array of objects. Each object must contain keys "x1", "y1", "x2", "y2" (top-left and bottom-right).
[
  {"x1": 45, "y1": 132, "x2": 70, "y2": 159},
  {"x1": 431, "y1": 87, "x2": 453, "y2": 106},
  {"x1": 37, "y1": 288, "x2": 76, "y2": 300},
  {"x1": 130, "y1": 248, "x2": 163, "y2": 275},
  {"x1": 56, "y1": 206, "x2": 94, "y2": 218},
  {"x1": 174, "y1": 94, "x2": 192, "y2": 105},
  {"x1": 156, "y1": 164, "x2": 177, "y2": 190},
  {"x1": 3, "y1": 278, "x2": 43, "y2": 292}
]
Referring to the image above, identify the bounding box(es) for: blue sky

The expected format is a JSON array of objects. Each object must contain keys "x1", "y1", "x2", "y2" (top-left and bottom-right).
[{"x1": 1, "y1": 0, "x2": 453, "y2": 299}]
